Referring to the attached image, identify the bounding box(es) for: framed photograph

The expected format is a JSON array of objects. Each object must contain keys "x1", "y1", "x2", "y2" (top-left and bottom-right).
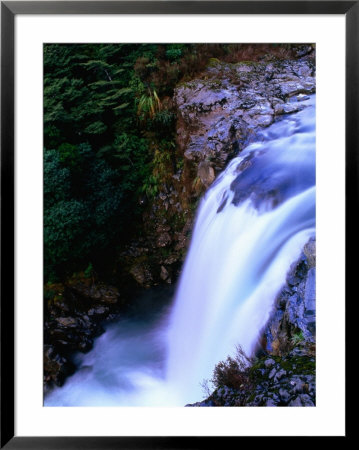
[{"x1": 1, "y1": 1, "x2": 353, "y2": 447}]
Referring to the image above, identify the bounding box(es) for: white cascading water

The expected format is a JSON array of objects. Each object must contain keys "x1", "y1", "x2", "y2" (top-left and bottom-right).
[{"x1": 45, "y1": 95, "x2": 315, "y2": 407}]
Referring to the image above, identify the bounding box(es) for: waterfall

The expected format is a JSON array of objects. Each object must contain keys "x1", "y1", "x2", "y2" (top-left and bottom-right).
[{"x1": 45, "y1": 95, "x2": 315, "y2": 407}]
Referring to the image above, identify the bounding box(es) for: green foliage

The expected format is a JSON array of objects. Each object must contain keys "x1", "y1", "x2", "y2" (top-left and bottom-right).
[
  {"x1": 128, "y1": 74, "x2": 146, "y2": 98},
  {"x1": 137, "y1": 88, "x2": 161, "y2": 121},
  {"x1": 84, "y1": 121, "x2": 108, "y2": 135},
  {"x1": 44, "y1": 140, "x2": 145, "y2": 279},
  {"x1": 44, "y1": 44, "x2": 134, "y2": 150},
  {"x1": 45, "y1": 44, "x2": 297, "y2": 282},
  {"x1": 141, "y1": 174, "x2": 159, "y2": 199},
  {"x1": 140, "y1": 140, "x2": 176, "y2": 199},
  {"x1": 291, "y1": 330, "x2": 305, "y2": 346},
  {"x1": 208, "y1": 57, "x2": 221, "y2": 67},
  {"x1": 84, "y1": 263, "x2": 94, "y2": 279},
  {"x1": 44, "y1": 198, "x2": 91, "y2": 277},
  {"x1": 57, "y1": 143, "x2": 81, "y2": 167},
  {"x1": 149, "y1": 110, "x2": 176, "y2": 137},
  {"x1": 44, "y1": 148, "x2": 71, "y2": 207},
  {"x1": 165, "y1": 48, "x2": 183, "y2": 62},
  {"x1": 44, "y1": 285, "x2": 57, "y2": 301}
]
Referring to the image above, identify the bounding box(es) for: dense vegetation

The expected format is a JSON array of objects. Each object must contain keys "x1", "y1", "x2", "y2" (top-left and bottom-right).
[
  {"x1": 44, "y1": 44, "x2": 180, "y2": 281},
  {"x1": 44, "y1": 43, "x2": 302, "y2": 282}
]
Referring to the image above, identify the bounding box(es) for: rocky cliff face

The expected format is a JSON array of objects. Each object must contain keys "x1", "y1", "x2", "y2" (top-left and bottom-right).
[
  {"x1": 122, "y1": 48, "x2": 315, "y2": 292},
  {"x1": 175, "y1": 51, "x2": 315, "y2": 186},
  {"x1": 264, "y1": 238, "x2": 316, "y2": 356}
]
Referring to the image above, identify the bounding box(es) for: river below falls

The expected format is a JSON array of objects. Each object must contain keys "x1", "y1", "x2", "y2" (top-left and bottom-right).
[{"x1": 45, "y1": 285, "x2": 177, "y2": 406}]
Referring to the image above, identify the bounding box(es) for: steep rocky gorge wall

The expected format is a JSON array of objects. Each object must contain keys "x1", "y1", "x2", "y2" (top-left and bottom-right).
[
  {"x1": 124, "y1": 48, "x2": 315, "y2": 290},
  {"x1": 263, "y1": 237, "x2": 316, "y2": 356},
  {"x1": 175, "y1": 51, "x2": 315, "y2": 183}
]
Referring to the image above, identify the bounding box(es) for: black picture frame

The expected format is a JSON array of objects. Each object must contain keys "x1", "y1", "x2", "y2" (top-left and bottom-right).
[{"x1": 1, "y1": 1, "x2": 354, "y2": 447}]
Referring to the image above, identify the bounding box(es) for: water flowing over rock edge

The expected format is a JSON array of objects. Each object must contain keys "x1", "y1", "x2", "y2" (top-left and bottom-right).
[{"x1": 44, "y1": 51, "x2": 316, "y2": 404}]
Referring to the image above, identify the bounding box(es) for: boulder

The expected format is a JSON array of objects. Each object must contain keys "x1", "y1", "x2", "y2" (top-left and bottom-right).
[
  {"x1": 129, "y1": 264, "x2": 153, "y2": 287},
  {"x1": 197, "y1": 160, "x2": 215, "y2": 187}
]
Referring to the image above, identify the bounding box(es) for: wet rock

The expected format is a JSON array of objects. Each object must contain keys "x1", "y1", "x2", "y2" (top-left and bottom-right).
[
  {"x1": 156, "y1": 232, "x2": 172, "y2": 248},
  {"x1": 174, "y1": 233, "x2": 189, "y2": 252},
  {"x1": 304, "y1": 269, "x2": 316, "y2": 312},
  {"x1": 68, "y1": 282, "x2": 120, "y2": 305},
  {"x1": 274, "y1": 102, "x2": 304, "y2": 115},
  {"x1": 129, "y1": 264, "x2": 153, "y2": 287},
  {"x1": 56, "y1": 317, "x2": 77, "y2": 327},
  {"x1": 88, "y1": 306, "x2": 109, "y2": 317},
  {"x1": 277, "y1": 81, "x2": 314, "y2": 98},
  {"x1": 269, "y1": 368, "x2": 277, "y2": 379},
  {"x1": 43, "y1": 345, "x2": 75, "y2": 390},
  {"x1": 264, "y1": 358, "x2": 275, "y2": 368},
  {"x1": 160, "y1": 265, "x2": 169, "y2": 281},
  {"x1": 288, "y1": 396, "x2": 303, "y2": 406},
  {"x1": 279, "y1": 388, "x2": 291, "y2": 402},
  {"x1": 299, "y1": 394, "x2": 315, "y2": 406},
  {"x1": 174, "y1": 55, "x2": 315, "y2": 174},
  {"x1": 274, "y1": 369, "x2": 287, "y2": 382},
  {"x1": 291, "y1": 379, "x2": 306, "y2": 395},
  {"x1": 304, "y1": 238, "x2": 316, "y2": 268},
  {"x1": 197, "y1": 160, "x2": 216, "y2": 187},
  {"x1": 263, "y1": 238, "x2": 316, "y2": 354},
  {"x1": 164, "y1": 254, "x2": 178, "y2": 265}
]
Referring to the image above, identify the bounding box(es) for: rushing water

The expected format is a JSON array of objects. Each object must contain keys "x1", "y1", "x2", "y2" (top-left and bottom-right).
[{"x1": 45, "y1": 95, "x2": 315, "y2": 407}]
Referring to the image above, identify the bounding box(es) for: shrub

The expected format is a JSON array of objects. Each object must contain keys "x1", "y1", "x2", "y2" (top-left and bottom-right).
[
  {"x1": 44, "y1": 140, "x2": 148, "y2": 281},
  {"x1": 165, "y1": 48, "x2": 183, "y2": 62},
  {"x1": 44, "y1": 148, "x2": 71, "y2": 207},
  {"x1": 137, "y1": 88, "x2": 162, "y2": 121},
  {"x1": 211, "y1": 345, "x2": 253, "y2": 390}
]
